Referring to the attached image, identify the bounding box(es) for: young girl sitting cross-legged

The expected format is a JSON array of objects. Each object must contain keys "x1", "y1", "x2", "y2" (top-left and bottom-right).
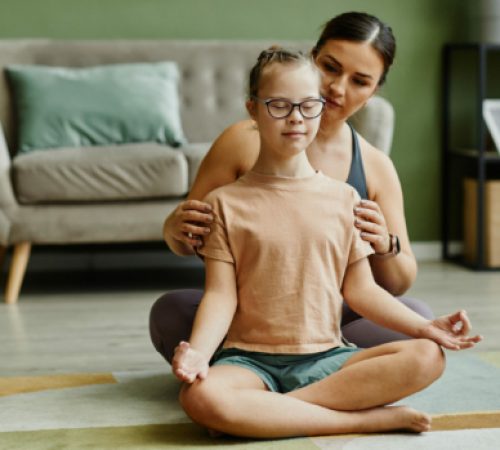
[{"x1": 172, "y1": 47, "x2": 482, "y2": 438}]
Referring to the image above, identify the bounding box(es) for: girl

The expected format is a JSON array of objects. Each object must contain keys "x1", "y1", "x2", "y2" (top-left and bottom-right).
[
  {"x1": 150, "y1": 12, "x2": 433, "y2": 362},
  {"x1": 172, "y1": 47, "x2": 481, "y2": 438}
]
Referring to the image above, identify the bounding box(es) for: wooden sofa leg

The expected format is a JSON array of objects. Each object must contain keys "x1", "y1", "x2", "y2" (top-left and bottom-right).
[
  {"x1": 0, "y1": 245, "x2": 6, "y2": 270},
  {"x1": 5, "y1": 242, "x2": 32, "y2": 304}
]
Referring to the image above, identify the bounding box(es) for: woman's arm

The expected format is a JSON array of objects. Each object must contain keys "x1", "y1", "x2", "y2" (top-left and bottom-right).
[
  {"x1": 163, "y1": 120, "x2": 259, "y2": 256},
  {"x1": 173, "y1": 257, "x2": 238, "y2": 382},
  {"x1": 356, "y1": 141, "x2": 417, "y2": 295},
  {"x1": 342, "y1": 258, "x2": 481, "y2": 350}
]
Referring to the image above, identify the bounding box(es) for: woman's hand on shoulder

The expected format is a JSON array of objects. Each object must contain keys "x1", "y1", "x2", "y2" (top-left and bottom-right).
[
  {"x1": 354, "y1": 198, "x2": 391, "y2": 254},
  {"x1": 164, "y1": 119, "x2": 259, "y2": 255},
  {"x1": 167, "y1": 200, "x2": 214, "y2": 248}
]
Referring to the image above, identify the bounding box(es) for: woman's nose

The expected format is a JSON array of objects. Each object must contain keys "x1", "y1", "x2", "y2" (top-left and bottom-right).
[{"x1": 328, "y1": 76, "x2": 346, "y2": 96}]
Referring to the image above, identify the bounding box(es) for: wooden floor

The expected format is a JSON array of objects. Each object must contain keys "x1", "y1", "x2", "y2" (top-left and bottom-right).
[{"x1": 0, "y1": 261, "x2": 498, "y2": 377}]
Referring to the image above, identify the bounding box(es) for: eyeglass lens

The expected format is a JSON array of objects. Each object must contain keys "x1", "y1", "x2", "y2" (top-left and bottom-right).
[{"x1": 267, "y1": 99, "x2": 324, "y2": 119}]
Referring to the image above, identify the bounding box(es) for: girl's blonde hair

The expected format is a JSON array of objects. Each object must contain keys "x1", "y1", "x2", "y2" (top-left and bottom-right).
[{"x1": 248, "y1": 46, "x2": 318, "y2": 98}]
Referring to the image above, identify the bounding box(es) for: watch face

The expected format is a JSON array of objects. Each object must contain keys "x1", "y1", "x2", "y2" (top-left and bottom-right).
[{"x1": 393, "y1": 235, "x2": 401, "y2": 255}]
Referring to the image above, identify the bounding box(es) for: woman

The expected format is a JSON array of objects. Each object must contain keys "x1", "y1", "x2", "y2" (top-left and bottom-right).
[{"x1": 150, "y1": 11, "x2": 433, "y2": 363}]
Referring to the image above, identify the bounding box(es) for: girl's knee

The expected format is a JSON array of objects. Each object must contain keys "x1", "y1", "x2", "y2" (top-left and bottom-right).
[
  {"x1": 179, "y1": 381, "x2": 230, "y2": 427},
  {"x1": 409, "y1": 339, "x2": 445, "y2": 381}
]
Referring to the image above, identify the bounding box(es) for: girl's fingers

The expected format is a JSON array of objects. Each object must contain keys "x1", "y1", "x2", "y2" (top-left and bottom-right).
[{"x1": 457, "y1": 310, "x2": 472, "y2": 335}]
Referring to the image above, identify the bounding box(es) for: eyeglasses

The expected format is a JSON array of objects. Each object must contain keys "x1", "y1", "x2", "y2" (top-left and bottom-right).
[{"x1": 251, "y1": 96, "x2": 325, "y2": 119}]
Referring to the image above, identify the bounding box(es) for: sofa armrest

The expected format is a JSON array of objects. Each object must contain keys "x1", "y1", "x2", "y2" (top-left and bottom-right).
[
  {"x1": 349, "y1": 96, "x2": 395, "y2": 156},
  {"x1": 0, "y1": 122, "x2": 17, "y2": 209}
]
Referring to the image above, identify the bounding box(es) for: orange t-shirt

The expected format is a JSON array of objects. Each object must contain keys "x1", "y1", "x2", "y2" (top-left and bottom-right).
[{"x1": 198, "y1": 170, "x2": 374, "y2": 354}]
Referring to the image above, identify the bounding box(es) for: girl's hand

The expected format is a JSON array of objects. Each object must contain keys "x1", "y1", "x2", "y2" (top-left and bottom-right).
[
  {"x1": 419, "y1": 310, "x2": 483, "y2": 351},
  {"x1": 169, "y1": 200, "x2": 213, "y2": 248},
  {"x1": 172, "y1": 341, "x2": 209, "y2": 383},
  {"x1": 354, "y1": 199, "x2": 392, "y2": 254}
]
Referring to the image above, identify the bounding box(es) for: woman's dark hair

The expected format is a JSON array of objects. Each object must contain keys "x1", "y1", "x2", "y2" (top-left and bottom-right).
[
  {"x1": 312, "y1": 11, "x2": 396, "y2": 85},
  {"x1": 248, "y1": 46, "x2": 317, "y2": 98}
]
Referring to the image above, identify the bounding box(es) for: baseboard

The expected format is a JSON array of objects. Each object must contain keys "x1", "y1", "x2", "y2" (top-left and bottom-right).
[
  {"x1": 1, "y1": 241, "x2": 460, "y2": 273},
  {"x1": 411, "y1": 241, "x2": 462, "y2": 261}
]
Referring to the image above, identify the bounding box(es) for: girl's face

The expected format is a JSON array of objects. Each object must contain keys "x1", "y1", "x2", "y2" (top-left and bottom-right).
[
  {"x1": 315, "y1": 39, "x2": 384, "y2": 122},
  {"x1": 247, "y1": 63, "x2": 322, "y2": 158}
]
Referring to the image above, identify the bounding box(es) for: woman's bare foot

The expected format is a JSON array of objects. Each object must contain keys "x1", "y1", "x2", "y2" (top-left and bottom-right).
[{"x1": 361, "y1": 405, "x2": 431, "y2": 433}]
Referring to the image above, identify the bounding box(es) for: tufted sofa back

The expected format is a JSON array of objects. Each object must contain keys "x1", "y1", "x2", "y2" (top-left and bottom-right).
[
  {"x1": 0, "y1": 39, "x2": 394, "y2": 157},
  {"x1": 0, "y1": 40, "x2": 318, "y2": 156}
]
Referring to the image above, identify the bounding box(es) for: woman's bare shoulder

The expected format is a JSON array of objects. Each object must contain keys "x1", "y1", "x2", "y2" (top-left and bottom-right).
[
  {"x1": 187, "y1": 119, "x2": 260, "y2": 200},
  {"x1": 357, "y1": 134, "x2": 401, "y2": 199},
  {"x1": 211, "y1": 120, "x2": 259, "y2": 170}
]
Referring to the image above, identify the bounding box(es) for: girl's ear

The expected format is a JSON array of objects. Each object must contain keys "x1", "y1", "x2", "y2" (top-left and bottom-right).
[{"x1": 246, "y1": 99, "x2": 257, "y2": 120}]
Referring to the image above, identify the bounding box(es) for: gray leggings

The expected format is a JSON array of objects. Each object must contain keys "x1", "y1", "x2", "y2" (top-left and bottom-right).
[{"x1": 149, "y1": 289, "x2": 434, "y2": 364}]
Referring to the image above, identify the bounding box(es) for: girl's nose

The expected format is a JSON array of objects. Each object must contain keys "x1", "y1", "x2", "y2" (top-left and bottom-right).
[{"x1": 287, "y1": 106, "x2": 304, "y2": 123}]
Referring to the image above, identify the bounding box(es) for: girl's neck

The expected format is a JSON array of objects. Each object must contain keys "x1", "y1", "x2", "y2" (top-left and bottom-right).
[{"x1": 251, "y1": 145, "x2": 316, "y2": 178}]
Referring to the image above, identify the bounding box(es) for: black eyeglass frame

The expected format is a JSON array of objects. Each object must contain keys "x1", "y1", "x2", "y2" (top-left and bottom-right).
[{"x1": 251, "y1": 96, "x2": 326, "y2": 119}]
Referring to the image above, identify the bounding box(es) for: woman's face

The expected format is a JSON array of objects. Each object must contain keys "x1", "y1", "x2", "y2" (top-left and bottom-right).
[{"x1": 314, "y1": 39, "x2": 385, "y2": 122}]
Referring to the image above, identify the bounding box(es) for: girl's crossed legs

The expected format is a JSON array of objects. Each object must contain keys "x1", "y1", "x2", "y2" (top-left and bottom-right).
[
  {"x1": 149, "y1": 289, "x2": 435, "y2": 363},
  {"x1": 179, "y1": 338, "x2": 444, "y2": 438}
]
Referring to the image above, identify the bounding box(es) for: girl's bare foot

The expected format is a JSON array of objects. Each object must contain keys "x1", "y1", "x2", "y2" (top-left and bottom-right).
[
  {"x1": 362, "y1": 405, "x2": 431, "y2": 433},
  {"x1": 207, "y1": 427, "x2": 226, "y2": 438}
]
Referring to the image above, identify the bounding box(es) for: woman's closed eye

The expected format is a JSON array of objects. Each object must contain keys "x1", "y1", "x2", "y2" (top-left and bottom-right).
[
  {"x1": 353, "y1": 78, "x2": 368, "y2": 87},
  {"x1": 322, "y1": 62, "x2": 339, "y2": 73}
]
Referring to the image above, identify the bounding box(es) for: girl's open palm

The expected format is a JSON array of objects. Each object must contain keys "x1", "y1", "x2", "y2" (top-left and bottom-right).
[
  {"x1": 421, "y1": 310, "x2": 482, "y2": 351},
  {"x1": 172, "y1": 341, "x2": 209, "y2": 383}
]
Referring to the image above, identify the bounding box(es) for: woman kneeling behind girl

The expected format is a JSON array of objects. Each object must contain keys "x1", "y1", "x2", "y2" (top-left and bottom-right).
[{"x1": 172, "y1": 47, "x2": 481, "y2": 438}]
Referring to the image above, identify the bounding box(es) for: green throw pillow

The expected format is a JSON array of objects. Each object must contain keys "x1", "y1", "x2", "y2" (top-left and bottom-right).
[{"x1": 6, "y1": 62, "x2": 186, "y2": 153}]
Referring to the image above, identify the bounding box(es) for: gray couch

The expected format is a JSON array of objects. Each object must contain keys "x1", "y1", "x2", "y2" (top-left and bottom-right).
[{"x1": 0, "y1": 40, "x2": 394, "y2": 303}]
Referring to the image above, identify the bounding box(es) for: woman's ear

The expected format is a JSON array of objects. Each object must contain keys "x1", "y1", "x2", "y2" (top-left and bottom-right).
[{"x1": 246, "y1": 99, "x2": 257, "y2": 120}]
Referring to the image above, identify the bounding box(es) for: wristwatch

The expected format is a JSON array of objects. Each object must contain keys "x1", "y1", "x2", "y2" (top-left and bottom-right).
[
  {"x1": 375, "y1": 233, "x2": 401, "y2": 257},
  {"x1": 389, "y1": 233, "x2": 401, "y2": 255}
]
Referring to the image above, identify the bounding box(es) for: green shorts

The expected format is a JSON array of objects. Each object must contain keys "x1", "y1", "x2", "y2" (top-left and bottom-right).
[{"x1": 212, "y1": 346, "x2": 360, "y2": 393}]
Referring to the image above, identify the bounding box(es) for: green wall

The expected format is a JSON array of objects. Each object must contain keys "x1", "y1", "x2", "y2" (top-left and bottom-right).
[{"x1": 0, "y1": 0, "x2": 473, "y2": 241}]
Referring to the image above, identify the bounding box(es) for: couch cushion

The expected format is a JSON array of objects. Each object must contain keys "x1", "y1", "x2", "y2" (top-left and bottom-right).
[
  {"x1": 6, "y1": 62, "x2": 186, "y2": 154},
  {"x1": 179, "y1": 143, "x2": 211, "y2": 189},
  {"x1": 12, "y1": 143, "x2": 189, "y2": 204}
]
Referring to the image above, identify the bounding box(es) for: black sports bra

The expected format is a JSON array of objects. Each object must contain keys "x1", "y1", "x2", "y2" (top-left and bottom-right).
[{"x1": 345, "y1": 123, "x2": 368, "y2": 199}]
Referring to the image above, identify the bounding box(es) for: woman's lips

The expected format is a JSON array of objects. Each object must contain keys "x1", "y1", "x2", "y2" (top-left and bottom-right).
[{"x1": 325, "y1": 97, "x2": 342, "y2": 108}]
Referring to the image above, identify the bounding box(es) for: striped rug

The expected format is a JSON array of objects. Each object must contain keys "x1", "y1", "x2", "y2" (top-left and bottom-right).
[{"x1": 1, "y1": 352, "x2": 499, "y2": 449}]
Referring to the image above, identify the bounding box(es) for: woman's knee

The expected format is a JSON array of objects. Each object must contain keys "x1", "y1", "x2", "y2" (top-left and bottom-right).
[{"x1": 149, "y1": 289, "x2": 203, "y2": 362}]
